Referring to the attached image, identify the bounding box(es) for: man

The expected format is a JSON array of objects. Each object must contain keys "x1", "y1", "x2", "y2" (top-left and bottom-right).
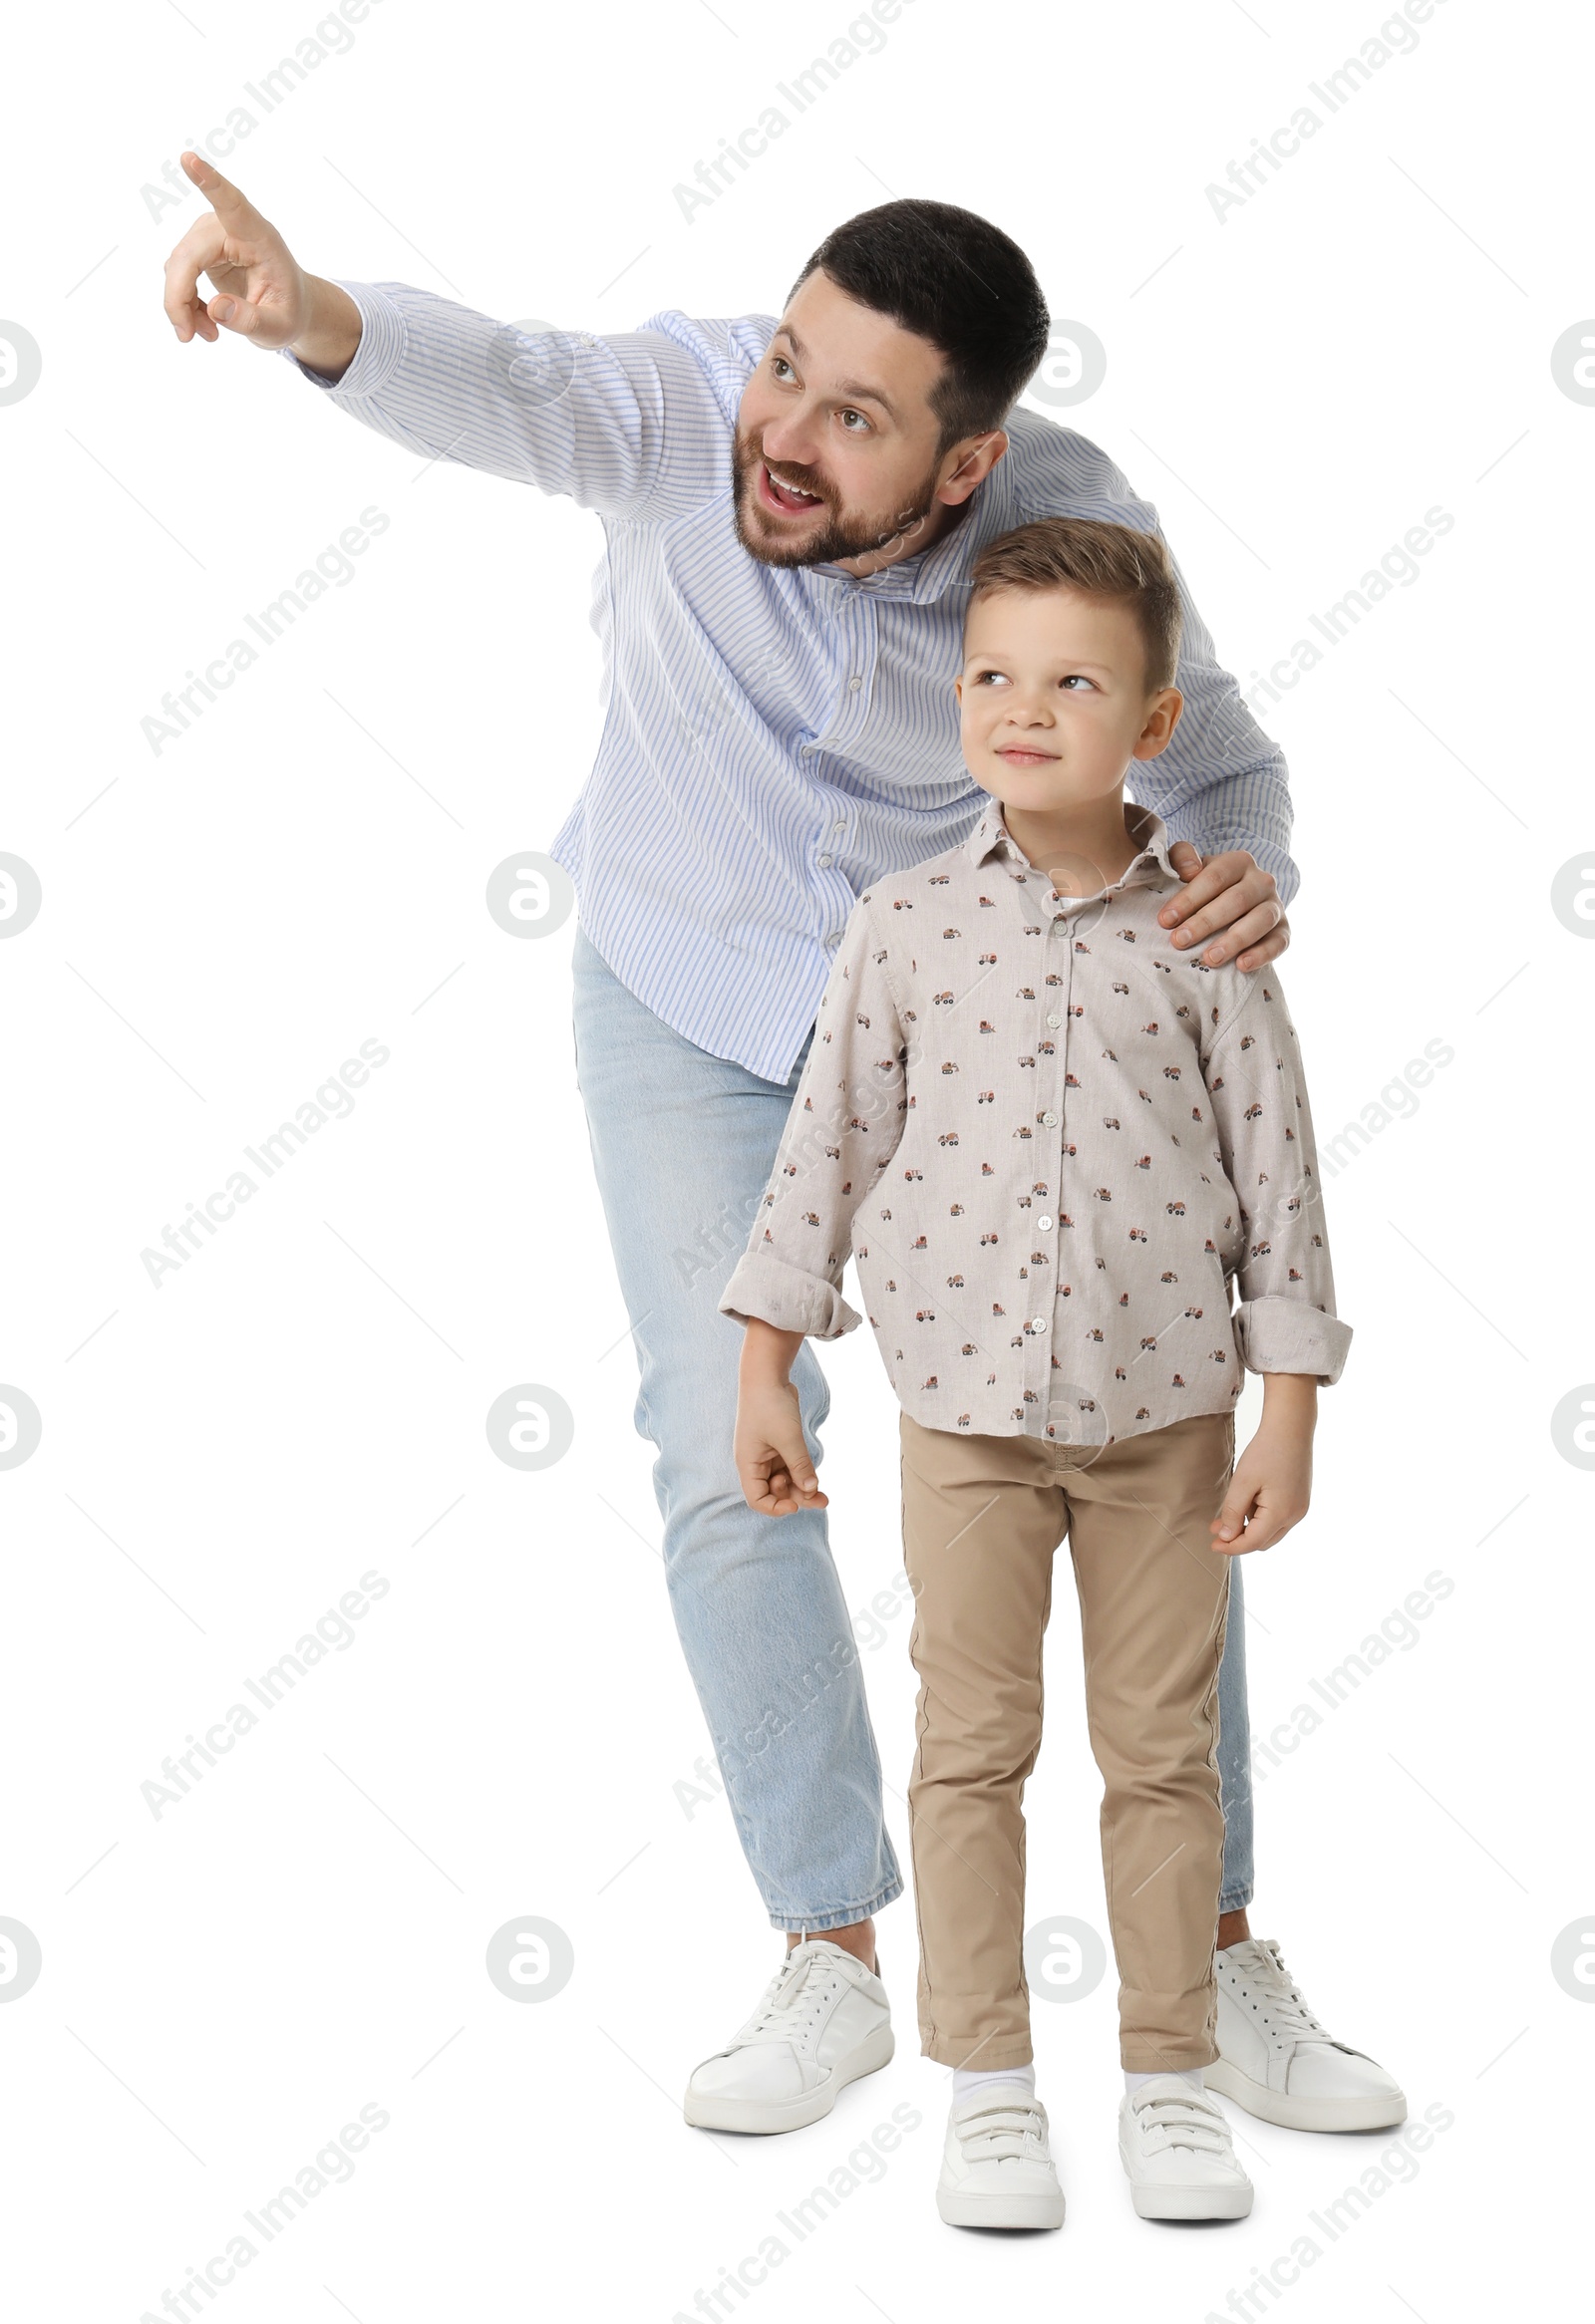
[{"x1": 163, "y1": 166, "x2": 1402, "y2": 2138}]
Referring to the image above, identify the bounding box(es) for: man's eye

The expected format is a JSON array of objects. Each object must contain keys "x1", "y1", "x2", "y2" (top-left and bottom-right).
[
  {"x1": 839, "y1": 409, "x2": 868, "y2": 431},
  {"x1": 772, "y1": 356, "x2": 795, "y2": 380}
]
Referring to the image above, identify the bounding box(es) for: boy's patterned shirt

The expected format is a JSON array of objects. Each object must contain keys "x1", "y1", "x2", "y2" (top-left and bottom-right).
[{"x1": 719, "y1": 798, "x2": 1352, "y2": 1443}]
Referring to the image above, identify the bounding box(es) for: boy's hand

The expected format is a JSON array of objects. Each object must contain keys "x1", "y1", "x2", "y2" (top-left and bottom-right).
[
  {"x1": 732, "y1": 1319, "x2": 829, "y2": 1517},
  {"x1": 734, "y1": 1376, "x2": 829, "y2": 1518},
  {"x1": 1210, "y1": 1376, "x2": 1316, "y2": 1555}
]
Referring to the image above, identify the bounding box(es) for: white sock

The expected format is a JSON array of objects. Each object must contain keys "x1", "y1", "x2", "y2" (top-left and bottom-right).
[
  {"x1": 1124, "y1": 2067, "x2": 1204, "y2": 2094},
  {"x1": 953, "y1": 2063, "x2": 1036, "y2": 2100}
]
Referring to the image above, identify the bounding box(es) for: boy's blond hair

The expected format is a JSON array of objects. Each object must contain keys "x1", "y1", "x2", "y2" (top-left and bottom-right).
[{"x1": 967, "y1": 515, "x2": 1182, "y2": 693}]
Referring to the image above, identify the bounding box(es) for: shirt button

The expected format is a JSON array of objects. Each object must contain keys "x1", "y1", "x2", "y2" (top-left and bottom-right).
[
  {"x1": 1046, "y1": 1013, "x2": 1061, "y2": 1028},
  {"x1": 1041, "y1": 1110, "x2": 1058, "y2": 1127},
  {"x1": 847, "y1": 675, "x2": 862, "y2": 691},
  {"x1": 817, "y1": 853, "x2": 833, "y2": 867},
  {"x1": 1030, "y1": 1315, "x2": 1049, "y2": 1333},
  {"x1": 1037, "y1": 1215, "x2": 1054, "y2": 1233}
]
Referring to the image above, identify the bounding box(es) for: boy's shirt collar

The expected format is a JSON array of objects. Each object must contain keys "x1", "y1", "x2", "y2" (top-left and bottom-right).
[{"x1": 963, "y1": 797, "x2": 1182, "y2": 901}]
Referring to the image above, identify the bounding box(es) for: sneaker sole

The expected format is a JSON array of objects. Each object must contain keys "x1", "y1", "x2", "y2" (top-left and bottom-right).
[
  {"x1": 936, "y1": 2182, "x2": 1065, "y2": 2230},
  {"x1": 1204, "y1": 2058, "x2": 1407, "y2": 2133},
  {"x1": 682, "y1": 2023, "x2": 894, "y2": 2134},
  {"x1": 1127, "y1": 2177, "x2": 1253, "y2": 2221}
]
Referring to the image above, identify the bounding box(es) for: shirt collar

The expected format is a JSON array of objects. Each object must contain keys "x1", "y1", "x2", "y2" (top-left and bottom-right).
[{"x1": 962, "y1": 796, "x2": 1181, "y2": 900}]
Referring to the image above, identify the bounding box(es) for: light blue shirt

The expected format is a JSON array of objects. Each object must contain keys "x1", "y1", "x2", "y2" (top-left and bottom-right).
[{"x1": 288, "y1": 287, "x2": 1295, "y2": 1082}]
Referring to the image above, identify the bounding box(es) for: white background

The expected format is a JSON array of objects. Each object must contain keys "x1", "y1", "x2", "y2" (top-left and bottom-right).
[{"x1": 2, "y1": 0, "x2": 1588, "y2": 2316}]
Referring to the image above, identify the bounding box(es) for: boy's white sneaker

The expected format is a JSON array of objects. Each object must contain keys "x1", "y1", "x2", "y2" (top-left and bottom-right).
[
  {"x1": 682, "y1": 1939, "x2": 893, "y2": 2134},
  {"x1": 1207, "y1": 1936, "x2": 1407, "y2": 2132},
  {"x1": 935, "y1": 2084, "x2": 1066, "y2": 2229},
  {"x1": 1118, "y1": 2077, "x2": 1253, "y2": 2219}
]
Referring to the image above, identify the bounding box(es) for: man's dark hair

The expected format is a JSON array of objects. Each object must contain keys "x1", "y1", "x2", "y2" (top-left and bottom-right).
[{"x1": 789, "y1": 199, "x2": 1051, "y2": 455}]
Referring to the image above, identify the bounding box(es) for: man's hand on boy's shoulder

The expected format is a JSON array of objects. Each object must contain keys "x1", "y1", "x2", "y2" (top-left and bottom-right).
[{"x1": 1159, "y1": 846, "x2": 1289, "y2": 972}]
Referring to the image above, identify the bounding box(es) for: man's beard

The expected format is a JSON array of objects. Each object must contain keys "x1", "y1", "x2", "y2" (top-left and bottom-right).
[{"x1": 731, "y1": 426, "x2": 943, "y2": 570}]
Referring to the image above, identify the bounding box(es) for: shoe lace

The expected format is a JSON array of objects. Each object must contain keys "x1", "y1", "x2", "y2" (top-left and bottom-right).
[
  {"x1": 1230, "y1": 1939, "x2": 1331, "y2": 2044},
  {"x1": 737, "y1": 1947, "x2": 846, "y2": 2048},
  {"x1": 1130, "y1": 2088, "x2": 1232, "y2": 2157},
  {"x1": 956, "y1": 2098, "x2": 1050, "y2": 2164}
]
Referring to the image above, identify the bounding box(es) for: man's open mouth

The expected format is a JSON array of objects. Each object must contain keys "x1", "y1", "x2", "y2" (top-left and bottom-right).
[{"x1": 757, "y1": 462, "x2": 825, "y2": 516}]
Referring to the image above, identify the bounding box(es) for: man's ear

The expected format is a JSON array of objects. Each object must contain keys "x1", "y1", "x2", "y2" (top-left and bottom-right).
[
  {"x1": 1131, "y1": 686, "x2": 1185, "y2": 760},
  {"x1": 938, "y1": 429, "x2": 1009, "y2": 504}
]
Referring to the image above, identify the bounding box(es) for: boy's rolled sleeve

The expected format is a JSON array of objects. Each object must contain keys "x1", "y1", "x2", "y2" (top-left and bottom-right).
[
  {"x1": 1204, "y1": 968, "x2": 1353, "y2": 1386},
  {"x1": 716, "y1": 1249, "x2": 864, "y2": 1340},
  {"x1": 719, "y1": 897, "x2": 908, "y2": 1342}
]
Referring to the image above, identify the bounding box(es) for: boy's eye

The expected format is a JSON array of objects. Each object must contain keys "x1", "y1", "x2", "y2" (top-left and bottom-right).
[
  {"x1": 974, "y1": 670, "x2": 1008, "y2": 686},
  {"x1": 1061, "y1": 675, "x2": 1096, "y2": 692}
]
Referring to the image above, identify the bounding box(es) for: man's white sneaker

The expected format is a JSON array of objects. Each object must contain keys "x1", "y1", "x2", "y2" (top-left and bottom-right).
[
  {"x1": 1207, "y1": 1936, "x2": 1407, "y2": 2133},
  {"x1": 682, "y1": 1939, "x2": 893, "y2": 2134},
  {"x1": 935, "y1": 2084, "x2": 1066, "y2": 2229},
  {"x1": 1118, "y1": 2077, "x2": 1254, "y2": 2220}
]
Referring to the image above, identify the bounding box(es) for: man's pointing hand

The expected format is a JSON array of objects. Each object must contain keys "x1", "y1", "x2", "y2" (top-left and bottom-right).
[{"x1": 162, "y1": 152, "x2": 362, "y2": 379}]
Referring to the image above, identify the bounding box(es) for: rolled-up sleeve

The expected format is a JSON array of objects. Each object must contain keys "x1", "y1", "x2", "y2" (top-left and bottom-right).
[
  {"x1": 719, "y1": 897, "x2": 908, "y2": 1341},
  {"x1": 1203, "y1": 967, "x2": 1353, "y2": 1385}
]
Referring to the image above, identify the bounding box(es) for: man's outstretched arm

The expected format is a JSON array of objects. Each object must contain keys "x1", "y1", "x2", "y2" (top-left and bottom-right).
[{"x1": 161, "y1": 152, "x2": 721, "y2": 519}]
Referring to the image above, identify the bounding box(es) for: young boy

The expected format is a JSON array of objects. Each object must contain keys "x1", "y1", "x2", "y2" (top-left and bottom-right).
[{"x1": 718, "y1": 516, "x2": 1352, "y2": 2225}]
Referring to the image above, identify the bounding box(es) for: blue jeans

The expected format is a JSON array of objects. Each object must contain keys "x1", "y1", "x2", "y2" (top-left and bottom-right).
[
  {"x1": 1217, "y1": 1559, "x2": 1254, "y2": 1914},
  {"x1": 569, "y1": 921, "x2": 1254, "y2": 1928}
]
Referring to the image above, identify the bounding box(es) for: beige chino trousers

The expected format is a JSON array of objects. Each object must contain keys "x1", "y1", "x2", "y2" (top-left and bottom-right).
[{"x1": 898, "y1": 1406, "x2": 1237, "y2": 2072}]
